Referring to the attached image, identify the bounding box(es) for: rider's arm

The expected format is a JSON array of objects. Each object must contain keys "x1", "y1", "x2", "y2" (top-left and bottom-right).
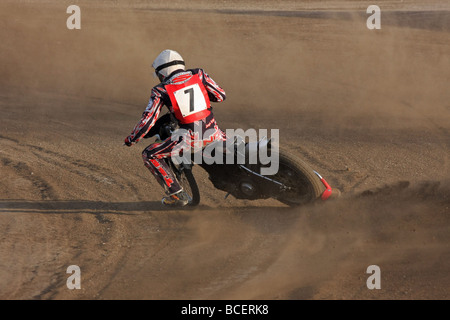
[
  {"x1": 125, "y1": 87, "x2": 165, "y2": 145},
  {"x1": 199, "y1": 69, "x2": 226, "y2": 103}
]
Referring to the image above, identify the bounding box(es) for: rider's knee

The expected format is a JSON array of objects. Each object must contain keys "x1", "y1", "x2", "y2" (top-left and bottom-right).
[{"x1": 142, "y1": 148, "x2": 152, "y2": 163}]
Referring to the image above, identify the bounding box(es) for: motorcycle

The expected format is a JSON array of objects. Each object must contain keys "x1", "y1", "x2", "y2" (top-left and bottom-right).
[{"x1": 144, "y1": 112, "x2": 337, "y2": 207}]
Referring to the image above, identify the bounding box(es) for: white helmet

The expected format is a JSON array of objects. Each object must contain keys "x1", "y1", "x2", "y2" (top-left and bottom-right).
[{"x1": 152, "y1": 49, "x2": 185, "y2": 81}]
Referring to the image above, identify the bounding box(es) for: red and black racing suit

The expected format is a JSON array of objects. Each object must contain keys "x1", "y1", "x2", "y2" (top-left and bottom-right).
[{"x1": 125, "y1": 68, "x2": 226, "y2": 195}]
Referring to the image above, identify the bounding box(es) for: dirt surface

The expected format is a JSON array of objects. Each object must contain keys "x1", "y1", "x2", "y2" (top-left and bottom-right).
[{"x1": 0, "y1": 0, "x2": 449, "y2": 300}]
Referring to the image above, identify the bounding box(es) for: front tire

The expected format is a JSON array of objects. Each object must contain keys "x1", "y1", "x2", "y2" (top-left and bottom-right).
[{"x1": 271, "y1": 149, "x2": 325, "y2": 207}]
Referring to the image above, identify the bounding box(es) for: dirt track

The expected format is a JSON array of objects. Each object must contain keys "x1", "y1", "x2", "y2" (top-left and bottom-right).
[{"x1": 0, "y1": 0, "x2": 449, "y2": 300}]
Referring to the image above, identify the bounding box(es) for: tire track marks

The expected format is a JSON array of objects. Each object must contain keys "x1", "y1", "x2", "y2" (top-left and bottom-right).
[
  {"x1": 1, "y1": 135, "x2": 142, "y2": 199},
  {"x1": 1, "y1": 156, "x2": 56, "y2": 200}
]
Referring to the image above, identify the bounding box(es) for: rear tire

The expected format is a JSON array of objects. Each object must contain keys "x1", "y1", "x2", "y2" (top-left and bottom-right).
[{"x1": 174, "y1": 165, "x2": 201, "y2": 207}]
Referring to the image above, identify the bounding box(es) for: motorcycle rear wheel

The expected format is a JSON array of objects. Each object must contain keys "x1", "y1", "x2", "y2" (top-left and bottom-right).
[{"x1": 173, "y1": 164, "x2": 201, "y2": 207}]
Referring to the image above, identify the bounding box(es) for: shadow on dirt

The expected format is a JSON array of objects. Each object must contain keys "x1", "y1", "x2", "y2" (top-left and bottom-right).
[
  {"x1": 147, "y1": 8, "x2": 450, "y2": 32},
  {"x1": 0, "y1": 199, "x2": 294, "y2": 214},
  {"x1": 0, "y1": 199, "x2": 169, "y2": 214},
  {"x1": 1, "y1": 180, "x2": 447, "y2": 217}
]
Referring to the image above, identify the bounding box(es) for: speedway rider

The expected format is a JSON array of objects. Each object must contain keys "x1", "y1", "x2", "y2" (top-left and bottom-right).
[{"x1": 124, "y1": 49, "x2": 227, "y2": 206}]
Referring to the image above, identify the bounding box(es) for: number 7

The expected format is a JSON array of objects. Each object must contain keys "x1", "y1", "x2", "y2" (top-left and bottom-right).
[{"x1": 184, "y1": 88, "x2": 195, "y2": 112}]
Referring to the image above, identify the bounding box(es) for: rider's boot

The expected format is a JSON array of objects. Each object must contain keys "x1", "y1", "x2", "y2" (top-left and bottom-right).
[{"x1": 162, "y1": 189, "x2": 190, "y2": 207}]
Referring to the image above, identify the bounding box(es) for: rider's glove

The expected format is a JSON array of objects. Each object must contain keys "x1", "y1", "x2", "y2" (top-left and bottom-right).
[{"x1": 124, "y1": 136, "x2": 133, "y2": 146}]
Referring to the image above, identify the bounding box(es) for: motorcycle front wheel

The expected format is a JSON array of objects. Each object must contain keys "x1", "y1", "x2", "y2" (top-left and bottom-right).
[{"x1": 270, "y1": 149, "x2": 325, "y2": 207}]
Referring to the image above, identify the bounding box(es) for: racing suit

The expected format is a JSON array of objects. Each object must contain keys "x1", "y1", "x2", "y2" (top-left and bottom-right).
[{"x1": 124, "y1": 68, "x2": 226, "y2": 195}]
